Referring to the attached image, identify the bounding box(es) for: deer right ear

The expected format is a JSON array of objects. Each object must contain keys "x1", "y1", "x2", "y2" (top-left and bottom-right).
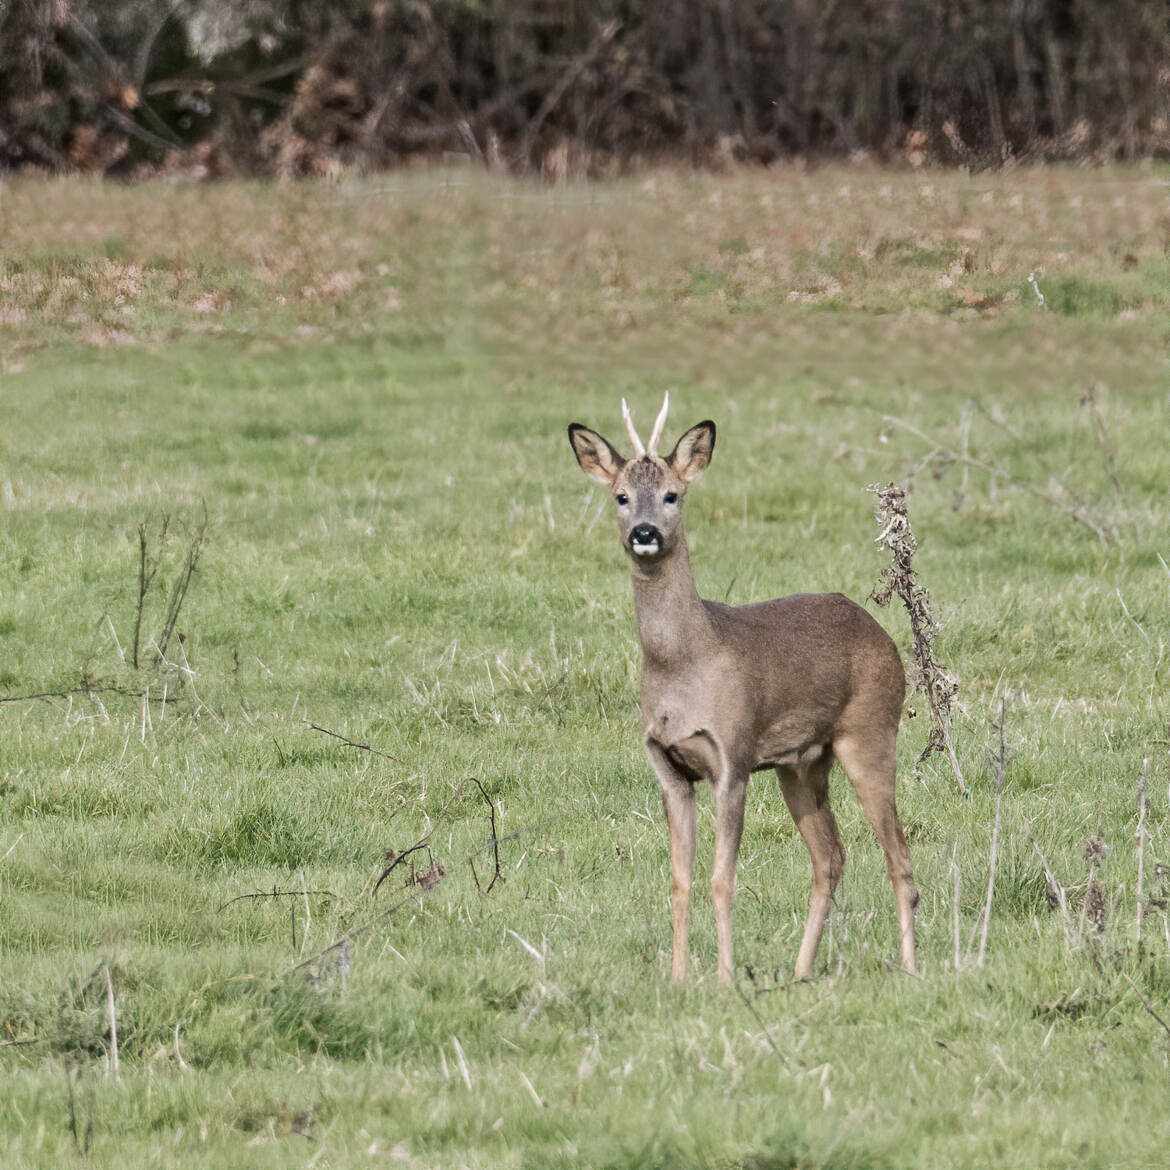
[{"x1": 568, "y1": 424, "x2": 625, "y2": 487}]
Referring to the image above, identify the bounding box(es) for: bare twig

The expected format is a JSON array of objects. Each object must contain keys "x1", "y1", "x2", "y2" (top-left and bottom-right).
[
  {"x1": 732, "y1": 979, "x2": 796, "y2": 1069},
  {"x1": 0, "y1": 833, "x2": 23, "y2": 866},
  {"x1": 372, "y1": 839, "x2": 431, "y2": 896},
  {"x1": 103, "y1": 962, "x2": 119, "y2": 1079},
  {"x1": 284, "y1": 815, "x2": 553, "y2": 979},
  {"x1": 976, "y1": 700, "x2": 1010, "y2": 967},
  {"x1": 65, "y1": 1062, "x2": 93, "y2": 1158},
  {"x1": 304, "y1": 721, "x2": 402, "y2": 764},
  {"x1": 0, "y1": 681, "x2": 145, "y2": 705},
  {"x1": 1136, "y1": 758, "x2": 1150, "y2": 944},
  {"x1": 868, "y1": 482, "x2": 967, "y2": 795},
  {"x1": 157, "y1": 511, "x2": 206, "y2": 661},
  {"x1": 132, "y1": 515, "x2": 168, "y2": 669},
  {"x1": 285, "y1": 889, "x2": 420, "y2": 977},
  {"x1": 951, "y1": 844, "x2": 962, "y2": 970},
  {"x1": 883, "y1": 411, "x2": 1115, "y2": 543},
  {"x1": 216, "y1": 888, "x2": 339, "y2": 913},
  {"x1": 1080, "y1": 382, "x2": 1124, "y2": 497},
  {"x1": 472, "y1": 778, "x2": 502, "y2": 893},
  {"x1": 1120, "y1": 972, "x2": 1170, "y2": 1044}
]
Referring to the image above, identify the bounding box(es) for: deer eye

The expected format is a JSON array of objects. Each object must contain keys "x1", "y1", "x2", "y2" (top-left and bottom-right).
[
  {"x1": 663, "y1": 492, "x2": 678, "y2": 504},
  {"x1": 615, "y1": 493, "x2": 629, "y2": 506}
]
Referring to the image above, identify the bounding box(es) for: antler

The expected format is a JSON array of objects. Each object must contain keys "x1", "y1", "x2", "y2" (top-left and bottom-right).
[
  {"x1": 647, "y1": 391, "x2": 670, "y2": 456},
  {"x1": 621, "y1": 398, "x2": 646, "y2": 457}
]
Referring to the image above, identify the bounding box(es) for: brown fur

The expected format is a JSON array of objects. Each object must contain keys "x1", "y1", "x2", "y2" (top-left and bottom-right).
[{"x1": 569, "y1": 414, "x2": 918, "y2": 984}]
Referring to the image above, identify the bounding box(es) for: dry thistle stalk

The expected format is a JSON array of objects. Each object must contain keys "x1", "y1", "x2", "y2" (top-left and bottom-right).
[{"x1": 868, "y1": 483, "x2": 967, "y2": 796}]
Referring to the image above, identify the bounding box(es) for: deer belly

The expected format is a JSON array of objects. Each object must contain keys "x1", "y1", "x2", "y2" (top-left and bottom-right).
[{"x1": 754, "y1": 722, "x2": 830, "y2": 771}]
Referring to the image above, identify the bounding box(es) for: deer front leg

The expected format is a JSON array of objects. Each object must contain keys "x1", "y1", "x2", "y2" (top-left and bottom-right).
[
  {"x1": 646, "y1": 742, "x2": 697, "y2": 982},
  {"x1": 711, "y1": 772, "x2": 748, "y2": 985}
]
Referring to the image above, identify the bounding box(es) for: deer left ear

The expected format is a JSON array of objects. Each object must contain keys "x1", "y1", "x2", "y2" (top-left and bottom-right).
[{"x1": 667, "y1": 421, "x2": 716, "y2": 483}]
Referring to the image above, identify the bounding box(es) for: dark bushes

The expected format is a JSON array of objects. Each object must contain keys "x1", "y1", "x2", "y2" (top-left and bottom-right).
[{"x1": 2, "y1": 1, "x2": 1169, "y2": 176}]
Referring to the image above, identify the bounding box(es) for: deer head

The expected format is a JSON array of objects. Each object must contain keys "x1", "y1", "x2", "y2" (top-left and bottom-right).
[{"x1": 568, "y1": 394, "x2": 716, "y2": 566}]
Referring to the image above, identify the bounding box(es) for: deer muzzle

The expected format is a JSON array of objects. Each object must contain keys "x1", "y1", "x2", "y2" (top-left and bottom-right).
[{"x1": 628, "y1": 523, "x2": 662, "y2": 557}]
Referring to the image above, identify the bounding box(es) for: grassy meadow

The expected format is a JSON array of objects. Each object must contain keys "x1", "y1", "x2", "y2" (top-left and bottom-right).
[{"x1": 1, "y1": 166, "x2": 1169, "y2": 1168}]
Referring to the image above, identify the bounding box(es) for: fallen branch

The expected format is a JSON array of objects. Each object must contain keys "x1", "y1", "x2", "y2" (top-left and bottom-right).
[
  {"x1": 216, "y1": 888, "x2": 339, "y2": 913},
  {"x1": 0, "y1": 681, "x2": 145, "y2": 705},
  {"x1": 284, "y1": 888, "x2": 421, "y2": 977},
  {"x1": 304, "y1": 720, "x2": 402, "y2": 764}
]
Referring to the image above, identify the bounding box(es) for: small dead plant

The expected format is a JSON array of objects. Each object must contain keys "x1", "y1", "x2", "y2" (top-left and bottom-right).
[
  {"x1": 131, "y1": 509, "x2": 206, "y2": 669},
  {"x1": 868, "y1": 482, "x2": 966, "y2": 795},
  {"x1": 1077, "y1": 821, "x2": 1110, "y2": 941}
]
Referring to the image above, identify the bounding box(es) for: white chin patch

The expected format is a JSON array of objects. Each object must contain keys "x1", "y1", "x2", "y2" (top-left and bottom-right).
[{"x1": 631, "y1": 540, "x2": 660, "y2": 557}]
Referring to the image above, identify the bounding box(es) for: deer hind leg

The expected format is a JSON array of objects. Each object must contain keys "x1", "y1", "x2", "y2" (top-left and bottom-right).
[
  {"x1": 776, "y1": 749, "x2": 844, "y2": 980},
  {"x1": 645, "y1": 741, "x2": 698, "y2": 983},
  {"x1": 832, "y1": 731, "x2": 918, "y2": 975}
]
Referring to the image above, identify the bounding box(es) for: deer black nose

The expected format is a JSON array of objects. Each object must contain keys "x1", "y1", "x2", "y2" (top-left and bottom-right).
[{"x1": 628, "y1": 524, "x2": 662, "y2": 555}]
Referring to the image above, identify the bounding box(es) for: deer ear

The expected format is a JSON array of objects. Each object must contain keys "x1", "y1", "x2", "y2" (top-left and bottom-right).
[
  {"x1": 667, "y1": 420, "x2": 716, "y2": 483},
  {"x1": 568, "y1": 424, "x2": 625, "y2": 487}
]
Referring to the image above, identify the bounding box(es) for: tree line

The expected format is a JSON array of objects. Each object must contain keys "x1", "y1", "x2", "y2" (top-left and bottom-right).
[{"x1": 2, "y1": 0, "x2": 1167, "y2": 177}]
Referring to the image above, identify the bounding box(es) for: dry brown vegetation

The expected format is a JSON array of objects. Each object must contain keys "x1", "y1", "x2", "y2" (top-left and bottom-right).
[{"x1": 3, "y1": 164, "x2": 1169, "y2": 377}]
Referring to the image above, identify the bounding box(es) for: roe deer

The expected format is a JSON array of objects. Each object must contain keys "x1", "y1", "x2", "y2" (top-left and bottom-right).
[{"x1": 568, "y1": 395, "x2": 917, "y2": 984}]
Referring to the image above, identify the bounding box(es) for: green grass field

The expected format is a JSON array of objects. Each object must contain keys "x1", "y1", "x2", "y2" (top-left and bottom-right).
[{"x1": 1, "y1": 166, "x2": 1169, "y2": 1168}]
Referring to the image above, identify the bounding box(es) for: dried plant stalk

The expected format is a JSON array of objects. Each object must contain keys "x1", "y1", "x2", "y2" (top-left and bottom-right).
[
  {"x1": 103, "y1": 961, "x2": 119, "y2": 1079},
  {"x1": 157, "y1": 513, "x2": 206, "y2": 661},
  {"x1": 1077, "y1": 820, "x2": 1110, "y2": 942},
  {"x1": 868, "y1": 483, "x2": 967, "y2": 796},
  {"x1": 1136, "y1": 758, "x2": 1150, "y2": 944},
  {"x1": 976, "y1": 700, "x2": 1009, "y2": 967},
  {"x1": 951, "y1": 844, "x2": 962, "y2": 971}
]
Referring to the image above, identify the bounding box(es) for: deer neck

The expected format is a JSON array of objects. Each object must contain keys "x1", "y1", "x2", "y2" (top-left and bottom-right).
[{"x1": 630, "y1": 535, "x2": 711, "y2": 670}]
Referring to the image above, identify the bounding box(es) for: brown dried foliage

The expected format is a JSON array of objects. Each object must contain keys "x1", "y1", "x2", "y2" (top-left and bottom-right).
[{"x1": 869, "y1": 482, "x2": 966, "y2": 795}]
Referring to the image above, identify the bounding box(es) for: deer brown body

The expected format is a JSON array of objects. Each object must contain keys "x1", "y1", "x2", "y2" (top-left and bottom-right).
[{"x1": 569, "y1": 396, "x2": 918, "y2": 984}]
